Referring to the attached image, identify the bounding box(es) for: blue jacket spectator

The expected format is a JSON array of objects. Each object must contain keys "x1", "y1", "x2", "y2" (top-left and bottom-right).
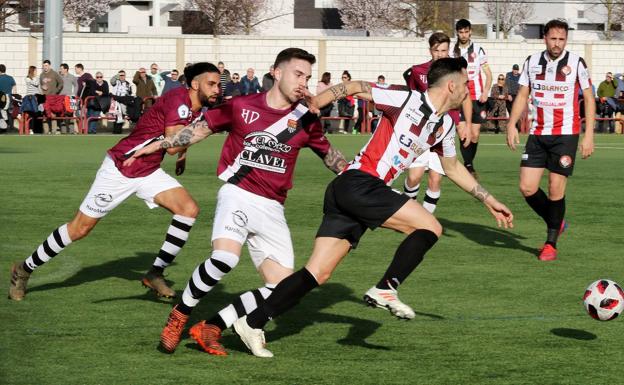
[{"x1": 240, "y1": 68, "x2": 261, "y2": 95}]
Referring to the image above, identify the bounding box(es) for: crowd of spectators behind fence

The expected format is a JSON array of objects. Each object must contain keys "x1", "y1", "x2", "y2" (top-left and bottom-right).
[{"x1": 0, "y1": 60, "x2": 622, "y2": 135}]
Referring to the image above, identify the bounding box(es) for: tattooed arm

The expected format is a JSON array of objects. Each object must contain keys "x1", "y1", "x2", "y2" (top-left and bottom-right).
[
  {"x1": 323, "y1": 146, "x2": 348, "y2": 174},
  {"x1": 309, "y1": 81, "x2": 373, "y2": 113},
  {"x1": 122, "y1": 119, "x2": 213, "y2": 167},
  {"x1": 440, "y1": 156, "x2": 514, "y2": 229}
]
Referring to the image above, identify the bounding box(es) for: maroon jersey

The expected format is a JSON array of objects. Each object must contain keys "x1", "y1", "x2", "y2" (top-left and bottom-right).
[
  {"x1": 108, "y1": 87, "x2": 201, "y2": 177},
  {"x1": 203, "y1": 93, "x2": 331, "y2": 204},
  {"x1": 407, "y1": 61, "x2": 460, "y2": 124}
]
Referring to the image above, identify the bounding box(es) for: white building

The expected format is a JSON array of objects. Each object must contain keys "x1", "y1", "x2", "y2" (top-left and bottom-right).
[{"x1": 469, "y1": 0, "x2": 622, "y2": 41}]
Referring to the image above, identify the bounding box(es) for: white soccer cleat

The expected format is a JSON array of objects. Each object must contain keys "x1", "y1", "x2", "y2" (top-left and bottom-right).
[
  {"x1": 233, "y1": 316, "x2": 273, "y2": 358},
  {"x1": 363, "y1": 286, "x2": 416, "y2": 320}
]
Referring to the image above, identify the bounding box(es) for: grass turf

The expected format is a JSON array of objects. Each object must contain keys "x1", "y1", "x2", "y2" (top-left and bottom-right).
[{"x1": 1, "y1": 133, "x2": 623, "y2": 385}]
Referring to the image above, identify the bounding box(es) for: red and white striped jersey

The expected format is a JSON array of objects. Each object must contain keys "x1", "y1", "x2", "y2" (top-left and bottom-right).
[
  {"x1": 519, "y1": 50, "x2": 592, "y2": 135},
  {"x1": 451, "y1": 42, "x2": 488, "y2": 100},
  {"x1": 346, "y1": 85, "x2": 456, "y2": 185}
]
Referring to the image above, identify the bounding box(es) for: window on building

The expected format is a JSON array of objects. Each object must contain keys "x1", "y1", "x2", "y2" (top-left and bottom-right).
[{"x1": 578, "y1": 10, "x2": 584, "y2": 18}]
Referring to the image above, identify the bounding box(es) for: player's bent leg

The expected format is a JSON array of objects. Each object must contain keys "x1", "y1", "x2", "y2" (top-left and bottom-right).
[
  {"x1": 365, "y1": 201, "x2": 440, "y2": 319},
  {"x1": 145, "y1": 188, "x2": 200, "y2": 298},
  {"x1": 423, "y1": 171, "x2": 442, "y2": 214},
  {"x1": 538, "y1": 172, "x2": 568, "y2": 260},
  {"x1": 404, "y1": 167, "x2": 425, "y2": 199},
  {"x1": 9, "y1": 212, "x2": 98, "y2": 301},
  {"x1": 305, "y1": 237, "x2": 352, "y2": 285}
]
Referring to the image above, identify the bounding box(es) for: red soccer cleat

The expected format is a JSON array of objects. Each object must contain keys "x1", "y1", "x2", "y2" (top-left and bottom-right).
[
  {"x1": 189, "y1": 321, "x2": 228, "y2": 356},
  {"x1": 159, "y1": 305, "x2": 189, "y2": 353},
  {"x1": 538, "y1": 243, "x2": 558, "y2": 261}
]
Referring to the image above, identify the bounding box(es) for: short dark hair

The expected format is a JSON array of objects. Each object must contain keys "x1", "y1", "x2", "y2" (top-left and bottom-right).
[
  {"x1": 60, "y1": 63, "x2": 69, "y2": 70},
  {"x1": 0, "y1": 64, "x2": 5, "y2": 73},
  {"x1": 171, "y1": 69, "x2": 178, "y2": 74},
  {"x1": 75, "y1": 63, "x2": 84, "y2": 70},
  {"x1": 377, "y1": 75, "x2": 385, "y2": 81},
  {"x1": 273, "y1": 48, "x2": 316, "y2": 69},
  {"x1": 427, "y1": 57, "x2": 468, "y2": 88},
  {"x1": 429, "y1": 32, "x2": 451, "y2": 48},
  {"x1": 455, "y1": 19, "x2": 471, "y2": 31},
  {"x1": 183, "y1": 62, "x2": 219, "y2": 87},
  {"x1": 544, "y1": 19, "x2": 569, "y2": 35},
  {"x1": 43, "y1": 59, "x2": 51, "y2": 65},
  {"x1": 118, "y1": 70, "x2": 126, "y2": 74}
]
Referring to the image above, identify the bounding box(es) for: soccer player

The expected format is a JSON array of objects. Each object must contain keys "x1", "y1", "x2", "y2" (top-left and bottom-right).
[
  {"x1": 402, "y1": 32, "x2": 473, "y2": 213},
  {"x1": 7, "y1": 62, "x2": 221, "y2": 301},
  {"x1": 506, "y1": 19, "x2": 595, "y2": 261},
  {"x1": 125, "y1": 48, "x2": 348, "y2": 356},
  {"x1": 229, "y1": 57, "x2": 514, "y2": 358},
  {"x1": 451, "y1": 19, "x2": 492, "y2": 178}
]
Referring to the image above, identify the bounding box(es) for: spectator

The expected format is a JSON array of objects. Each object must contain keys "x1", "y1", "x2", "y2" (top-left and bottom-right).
[
  {"x1": 240, "y1": 68, "x2": 261, "y2": 95},
  {"x1": 487, "y1": 74, "x2": 509, "y2": 134},
  {"x1": 59, "y1": 63, "x2": 78, "y2": 134},
  {"x1": 0, "y1": 64, "x2": 17, "y2": 133},
  {"x1": 217, "y1": 61, "x2": 231, "y2": 96},
  {"x1": 224, "y1": 72, "x2": 244, "y2": 100},
  {"x1": 161, "y1": 69, "x2": 183, "y2": 95},
  {"x1": 505, "y1": 64, "x2": 520, "y2": 115},
  {"x1": 110, "y1": 70, "x2": 133, "y2": 134},
  {"x1": 261, "y1": 65, "x2": 275, "y2": 92},
  {"x1": 24, "y1": 66, "x2": 41, "y2": 134},
  {"x1": 337, "y1": 70, "x2": 355, "y2": 134},
  {"x1": 149, "y1": 63, "x2": 165, "y2": 96},
  {"x1": 316, "y1": 72, "x2": 333, "y2": 133},
  {"x1": 84, "y1": 71, "x2": 109, "y2": 134},
  {"x1": 371, "y1": 75, "x2": 387, "y2": 132},
  {"x1": 39, "y1": 60, "x2": 63, "y2": 134},
  {"x1": 133, "y1": 67, "x2": 157, "y2": 108},
  {"x1": 178, "y1": 62, "x2": 192, "y2": 84},
  {"x1": 75, "y1": 63, "x2": 94, "y2": 98},
  {"x1": 597, "y1": 72, "x2": 618, "y2": 133},
  {"x1": 376, "y1": 75, "x2": 387, "y2": 87}
]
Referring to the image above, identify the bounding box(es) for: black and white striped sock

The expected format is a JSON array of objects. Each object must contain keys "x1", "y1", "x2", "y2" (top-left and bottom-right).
[
  {"x1": 211, "y1": 283, "x2": 276, "y2": 330},
  {"x1": 180, "y1": 250, "x2": 240, "y2": 310},
  {"x1": 23, "y1": 224, "x2": 73, "y2": 273},
  {"x1": 423, "y1": 189, "x2": 441, "y2": 213},
  {"x1": 152, "y1": 215, "x2": 196, "y2": 271},
  {"x1": 404, "y1": 180, "x2": 420, "y2": 199}
]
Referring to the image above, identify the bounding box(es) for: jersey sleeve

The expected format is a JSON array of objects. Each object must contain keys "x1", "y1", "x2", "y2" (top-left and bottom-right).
[
  {"x1": 371, "y1": 85, "x2": 409, "y2": 114},
  {"x1": 577, "y1": 58, "x2": 592, "y2": 91},
  {"x1": 431, "y1": 119, "x2": 457, "y2": 158},
  {"x1": 202, "y1": 100, "x2": 234, "y2": 133},
  {"x1": 518, "y1": 57, "x2": 531, "y2": 87},
  {"x1": 164, "y1": 94, "x2": 192, "y2": 127}
]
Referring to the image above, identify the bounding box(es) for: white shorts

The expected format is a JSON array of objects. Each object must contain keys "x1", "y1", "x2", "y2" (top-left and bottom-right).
[
  {"x1": 408, "y1": 151, "x2": 445, "y2": 175},
  {"x1": 79, "y1": 155, "x2": 182, "y2": 218},
  {"x1": 211, "y1": 183, "x2": 294, "y2": 270}
]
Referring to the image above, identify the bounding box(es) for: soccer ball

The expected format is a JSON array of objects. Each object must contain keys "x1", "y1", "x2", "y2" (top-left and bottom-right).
[{"x1": 582, "y1": 279, "x2": 624, "y2": 321}]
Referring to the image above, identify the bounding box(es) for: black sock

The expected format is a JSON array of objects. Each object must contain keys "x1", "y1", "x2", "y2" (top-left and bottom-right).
[
  {"x1": 460, "y1": 139, "x2": 472, "y2": 168},
  {"x1": 246, "y1": 268, "x2": 318, "y2": 329},
  {"x1": 150, "y1": 265, "x2": 164, "y2": 274},
  {"x1": 376, "y1": 229, "x2": 439, "y2": 290},
  {"x1": 206, "y1": 314, "x2": 228, "y2": 331},
  {"x1": 177, "y1": 302, "x2": 193, "y2": 316},
  {"x1": 525, "y1": 188, "x2": 549, "y2": 223},
  {"x1": 546, "y1": 197, "x2": 565, "y2": 247},
  {"x1": 470, "y1": 142, "x2": 479, "y2": 166}
]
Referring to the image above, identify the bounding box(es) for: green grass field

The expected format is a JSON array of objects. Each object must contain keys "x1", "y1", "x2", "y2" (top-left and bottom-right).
[{"x1": 1, "y1": 133, "x2": 623, "y2": 385}]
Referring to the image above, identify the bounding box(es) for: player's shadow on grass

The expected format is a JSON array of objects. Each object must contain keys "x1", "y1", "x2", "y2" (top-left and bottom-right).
[
  {"x1": 438, "y1": 218, "x2": 536, "y2": 255},
  {"x1": 551, "y1": 328, "x2": 597, "y2": 340},
  {"x1": 28, "y1": 252, "x2": 173, "y2": 301}
]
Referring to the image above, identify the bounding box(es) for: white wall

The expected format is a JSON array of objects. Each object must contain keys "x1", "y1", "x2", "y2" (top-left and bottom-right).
[{"x1": 1, "y1": 32, "x2": 621, "y2": 96}]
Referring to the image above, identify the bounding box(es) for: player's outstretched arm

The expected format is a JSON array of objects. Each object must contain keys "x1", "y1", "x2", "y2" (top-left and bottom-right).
[
  {"x1": 122, "y1": 119, "x2": 213, "y2": 167},
  {"x1": 580, "y1": 87, "x2": 595, "y2": 159},
  {"x1": 440, "y1": 156, "x2": 514, "y2": 229},
  {"x1": 309, "y1": 81, "x2": 373, "y2": 113},
  {"x1": 322, "y1": 146, "x2": 348, "y2": 174},
  {"x1": 506, "y1": 85, "x2": 530, "y2": 151}
]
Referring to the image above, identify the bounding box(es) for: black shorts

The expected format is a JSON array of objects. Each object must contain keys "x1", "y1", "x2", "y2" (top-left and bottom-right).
[
  {"x1": 460, "y1": 100, "x2": 487, "y2": 124},
  {"x1": 316, "y1": 169, "x2": 410, "y2": 248},
  {"x1": 521, "y1": 135, "x2": 579, "y2": 177}
]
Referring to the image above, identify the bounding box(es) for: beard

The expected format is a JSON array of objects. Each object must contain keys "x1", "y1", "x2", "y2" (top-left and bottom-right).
[{"x1": 199, "y1": 91, "x2": 216, "y2": 106}]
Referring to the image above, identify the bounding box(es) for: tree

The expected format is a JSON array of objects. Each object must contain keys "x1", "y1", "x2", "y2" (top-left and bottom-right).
[
  {"x1": 336, "y1": 0, "x2": 404, "y2": 36},
  {"x1": 599, "y1": 0, "x2": 624, "y2": 40},
  {"x1": 0, "y1": 0, "x2": 29, "y2": 31},
  {"x1": 483, "y1": 1, "x2": 534, "y2": 38},
  {"x1": 235, "y1": 0, "x2": 293, "y2": 35},
  {"x1": 189, "y1": 0, "x2": 239, "y2": 36},
  {"x1": 64, "y1": 0, "x2": 115, "y2": 32}
]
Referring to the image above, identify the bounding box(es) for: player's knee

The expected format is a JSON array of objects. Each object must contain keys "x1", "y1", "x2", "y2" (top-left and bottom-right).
[
  {"x1": 174, "y1": 201, "x2": 199, "y2": 218},
  {"x1": 427, "y1": 221, "x2": 443, "y2": 238},
  {"x1": 67, "y1": 221, "x2": 95, "y2": 241},
  {"x1": 518, "y1": 183, "x2": 537, "y2": 197}
]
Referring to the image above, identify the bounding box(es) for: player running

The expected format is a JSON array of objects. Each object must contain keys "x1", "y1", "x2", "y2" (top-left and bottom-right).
[
  {"x1": 451, "y1": 19, "x2": 492, "y2": 178},
  {"x1": 8, "y1": 62, "x2": 221, "y2": 301},
  {"x1": 125, "y1": 48, "x2": 348, "y2": 356},
  {"x1": 506, "y1": 19, "x2": 595, "y2": 261},
  {"x1": 402, "y1": 32, "x2": 472, "y2": 213},
  {"x1": 229, "y1": 58, "x2": 514, "y2": 358}
]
